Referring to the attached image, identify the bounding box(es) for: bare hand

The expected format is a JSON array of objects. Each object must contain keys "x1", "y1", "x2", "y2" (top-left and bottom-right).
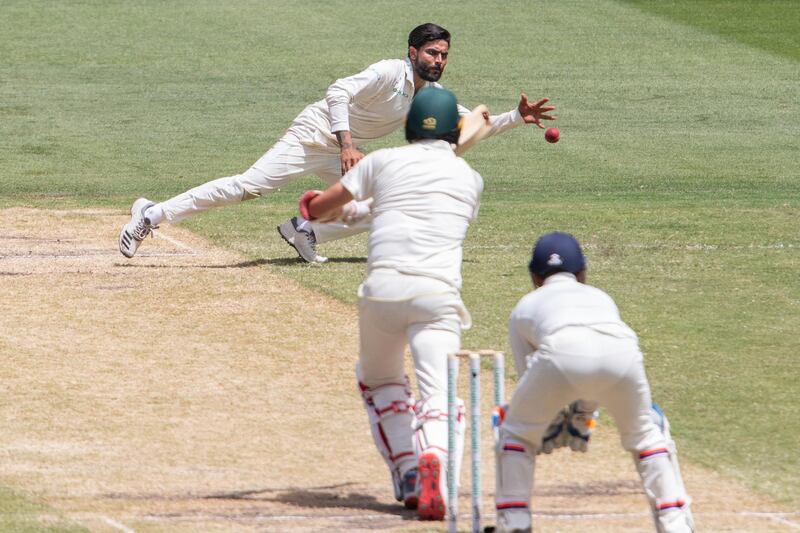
[
  {"x1": 518, "y1": 93, "x2": 557, "y2": 129},
  {"x1": 340, "y1": 146, "x2": 365, "y2": 175}
]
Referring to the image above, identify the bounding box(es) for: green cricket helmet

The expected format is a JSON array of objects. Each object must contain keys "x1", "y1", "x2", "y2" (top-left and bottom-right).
[{"x1": 405, "y1": 87, "x2": 461, "y2": 143}]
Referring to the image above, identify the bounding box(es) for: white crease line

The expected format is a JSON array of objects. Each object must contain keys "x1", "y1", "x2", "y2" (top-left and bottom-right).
[
  {"x1": 772, "y1": 516, "x2": 800, "y2": 530},
  {"x1": 617, "y1": 243, "x2": 795, "y2": 251},
  {"x1": 136, "y1": 510, "x2": 799, "y2": 524},
  {"x1": 153, "y1": 232, "x2": 198, "y2": 255},
  {"x1": 0, "y1": 252, "x2": 193, "y2": 260},
  {"x1": 465, "y1": 243, "x2": 796, "y2": 252},
  {"x1": 741, "y1": 512, "x2": 800, "y2": 530},
  {"x1": 101, "y1": 516, "x2": 136, "y2": 533},
  {"x1": 531, "y1": 511, "x2": 648, "y2": 520}
]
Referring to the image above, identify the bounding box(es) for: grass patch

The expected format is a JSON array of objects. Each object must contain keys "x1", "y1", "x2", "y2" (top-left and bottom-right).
[
  {"x1": 622, "y1": 0, "x2": 800, "y2": 61},
  {"x1": 0, "y1": 487, "x2": 85, "y2": 532}
]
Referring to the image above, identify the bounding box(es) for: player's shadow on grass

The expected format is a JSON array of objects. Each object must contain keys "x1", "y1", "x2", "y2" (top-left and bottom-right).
[
  {"x1": 114, "y1": 256, "x2": 367, "y2": 269},
  {"x1": 204, "y1": 483, "x2": 415, "y2": 518},
  {"x1": 219, "y1": 256, "x2": 367, "y2": 266},
  {"x1": 258, "y1": 256, "x2": 367, "y2": 265}
]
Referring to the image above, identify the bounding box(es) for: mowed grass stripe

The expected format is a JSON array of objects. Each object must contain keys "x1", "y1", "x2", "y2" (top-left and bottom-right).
[{"x1": 621, "y1": 0, "x2": 800, "y2": 61}]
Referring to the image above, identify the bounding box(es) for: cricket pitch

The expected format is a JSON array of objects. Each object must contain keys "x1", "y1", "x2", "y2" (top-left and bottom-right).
[{"x1": 0, "y1": 208, "x2": 796, "y2": 532}]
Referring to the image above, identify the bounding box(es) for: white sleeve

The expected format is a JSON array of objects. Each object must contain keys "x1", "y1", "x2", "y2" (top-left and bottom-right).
[
  {"x1": 487, "y1": 108, "x2": 524, "y2": 137},
  {"x1": 456, "y1": 102, "x2": 524, "y2": 138},
  {"x1": 340, "y1": 151, "x2": 378, "y2": 200},
  {"x1": 508, "y1": 308, "x2": 537, "y2": 377},
  {"x1": 470, "y1": 169, "x2": 484, "y2": 221},
  {"x1": 326, "y1": 61, "x2": 393, "y2": 133}
]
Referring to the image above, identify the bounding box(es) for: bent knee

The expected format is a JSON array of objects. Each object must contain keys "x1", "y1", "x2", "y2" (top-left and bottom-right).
[{"x1": 620, "y1": 420, "x2": 667, "y2": 453}]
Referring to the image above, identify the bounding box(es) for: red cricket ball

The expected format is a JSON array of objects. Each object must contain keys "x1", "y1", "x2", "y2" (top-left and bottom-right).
[{"x1": 545, "y1": 127, "x2": 560, "y2": 143}]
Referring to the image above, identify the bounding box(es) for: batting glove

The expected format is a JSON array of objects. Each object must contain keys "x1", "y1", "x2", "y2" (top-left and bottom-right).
[
  {"x1": 340, "y1": 198, "x2": 372, "y2": 224},
  {"x1": 298, "y1": 190, "x2": 323, "y2": 221}
]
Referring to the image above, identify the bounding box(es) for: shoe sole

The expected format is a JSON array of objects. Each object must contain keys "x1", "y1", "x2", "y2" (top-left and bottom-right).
[{"x1": 417, "y1": 452, "x2": 445, "y2": 520}]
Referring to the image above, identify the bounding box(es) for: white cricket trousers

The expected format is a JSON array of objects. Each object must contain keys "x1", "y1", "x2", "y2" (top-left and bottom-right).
[
  {"x1": 497, "y1": 326, "x2": 693, "y2": 533},
  {"x1": 356, "y1": 270, "x2": 470, "y2": 476},
  {"x1": 157, "y1": 133, "x2": 370, "y2": 243},
  {"x1": 357, "y1": 270, "x2": 469, "y2": 400}
]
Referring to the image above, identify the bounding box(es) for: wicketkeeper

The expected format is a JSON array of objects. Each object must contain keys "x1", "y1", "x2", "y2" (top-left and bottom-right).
[
  {"x1": 301, "y1": 87, "x2": 480, "y2": 521},
  {"x1": 492, "y1": 232, "x2": 694, "y2": 533}
]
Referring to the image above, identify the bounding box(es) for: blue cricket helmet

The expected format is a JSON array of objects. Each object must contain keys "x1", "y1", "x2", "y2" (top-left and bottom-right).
[{"x1": 529, "y1": 232, "x2": 586, "y2": 276}]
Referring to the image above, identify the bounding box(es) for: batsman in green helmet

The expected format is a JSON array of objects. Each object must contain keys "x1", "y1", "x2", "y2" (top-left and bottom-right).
[
  {"x1": 405, "y1": 86, "x2": 462, "y2": 144},
  {"x1": 297, "y1": 86, "x2": 485, "y2": 522}
]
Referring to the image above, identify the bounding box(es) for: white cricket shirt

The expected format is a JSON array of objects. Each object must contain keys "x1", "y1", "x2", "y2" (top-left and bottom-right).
[
  {"x1": 340, "y1": 139, "x2": 483, "y2": 289},
  {"x1": 508, "y1": 273, "x2": 638, "y2": 362},
  {"x1": 288, "y1": 58, "x2": 523, "y2": 149}
]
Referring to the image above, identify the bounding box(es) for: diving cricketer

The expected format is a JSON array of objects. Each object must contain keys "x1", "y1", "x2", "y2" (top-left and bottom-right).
[{"x1": 119, "y1": 23, "x2": 555, "y2": 262}]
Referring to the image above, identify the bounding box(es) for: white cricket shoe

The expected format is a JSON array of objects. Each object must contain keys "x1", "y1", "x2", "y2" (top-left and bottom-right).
[
  {"x1": 119, "y1": 198, "x2": 156, "y2": 258},
  {"x1": 277, "y1": 217, "x2": 328, "y2": 263}
]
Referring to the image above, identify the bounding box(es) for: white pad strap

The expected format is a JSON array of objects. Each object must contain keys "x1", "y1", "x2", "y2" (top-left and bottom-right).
[
  {"x1": 358, "y1": 376, "x2": 417, "y2": 500},
  {"x1": 414, "y1": 395, "x2": 465, "y2": 487}
]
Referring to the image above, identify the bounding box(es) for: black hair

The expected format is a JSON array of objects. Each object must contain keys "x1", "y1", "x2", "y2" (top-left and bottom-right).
[
  {"x1": 407, "y1": 23, "x2": 451, "y2": 54},
  {"x1": 528, "y1": 264, "x2": 570, "y2": 280},
  {"x1": 405, "y1": 123, "x2": 460, "y2": 144}
]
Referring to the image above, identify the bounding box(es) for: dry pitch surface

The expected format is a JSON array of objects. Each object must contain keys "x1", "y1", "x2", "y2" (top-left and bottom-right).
[{"x1": 0, "y1": 208, "x2": 797, "y2": 533}]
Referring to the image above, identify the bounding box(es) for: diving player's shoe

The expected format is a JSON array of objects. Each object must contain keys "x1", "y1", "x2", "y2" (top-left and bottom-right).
[
  {"x1": 277, "y1": 217, "x2": 328, "y2": 263},
  {"x1": 119, "y1": 198, "x2": 156, "y2": 258}
]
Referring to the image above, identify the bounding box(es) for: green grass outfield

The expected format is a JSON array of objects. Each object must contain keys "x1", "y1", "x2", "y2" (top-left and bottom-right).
[{"x1": 2, "y1": 0, "x2": 798, "y2": 525}]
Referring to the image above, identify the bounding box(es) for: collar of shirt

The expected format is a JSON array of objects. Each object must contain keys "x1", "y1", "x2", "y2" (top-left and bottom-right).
[
  {"x1": 542, "y1": 271, "x2": 578, "y2": 285},
  {"x1": 412, "y1": 139, "x2": 457, "y2": 153},
  {"x1": 403, "y1": 58, "x2": 416, "y2": 93}
]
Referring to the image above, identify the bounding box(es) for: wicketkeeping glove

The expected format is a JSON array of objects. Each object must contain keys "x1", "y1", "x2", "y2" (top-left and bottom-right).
[
  {"x1": 538, "y1": 408, "x2": 568, "y2": 454},
  {"x1": 565, "y1": 401, "x2": 599, "y2": 452}
]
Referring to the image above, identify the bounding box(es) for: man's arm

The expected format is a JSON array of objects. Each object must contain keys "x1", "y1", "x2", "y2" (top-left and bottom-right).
[
  {"x1": 299, "y1": 151, "x2": 375, "y2": 223},
  {"x1": 300, "y1": 182, "x2": 354, "y2": 222},
  {"x1": 335, "y1": 130, "x2": 364, "y2": 175},
  {"x1": 508, "y1": 312, "x2": 538, "y2": 377},
  {"x1": 326, "y1": 62, "x2": 393, "y2": 174},
  {"x1": 455, "y1": 92, "x2": 557, "y2": 139}
]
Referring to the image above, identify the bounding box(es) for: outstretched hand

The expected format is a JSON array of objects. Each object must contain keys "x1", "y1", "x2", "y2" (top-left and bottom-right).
[{"x1": 518, "y1": 93, "x2": 557, "y2": 129}]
